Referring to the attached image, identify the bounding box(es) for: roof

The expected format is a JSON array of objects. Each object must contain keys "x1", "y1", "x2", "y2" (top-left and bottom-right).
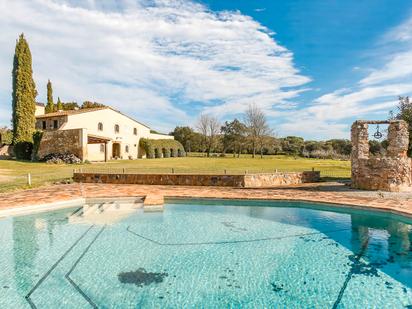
[
  {"x1": 36, "y1": 102, "x2": 45, "y2": 107},
  {"x1": 35, "y1": 106, "x2": 151, "y2": 129},
  {"x1": 36, "y1": 107, "x2": 108, "y2": 118}
]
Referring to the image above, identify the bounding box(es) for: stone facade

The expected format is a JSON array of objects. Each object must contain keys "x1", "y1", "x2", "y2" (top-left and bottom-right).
[
  {"x1": 351, "y1": 120, "x2": 412, "y2": 192},
  {"x1": 37, "y1": 128, "x2": 87, "y2": 161},
  {"x1": 73, "y1": 171, "x2": 320, "y2": 187}
]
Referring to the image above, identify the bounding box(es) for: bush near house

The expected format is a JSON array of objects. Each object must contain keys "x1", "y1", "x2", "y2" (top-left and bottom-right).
[
  {"x1": 139, "y1": 138, "x2": 186, "y2": 159},
  {"x1": 0, "y1": 128, "x2": 13, "y2": 145}
]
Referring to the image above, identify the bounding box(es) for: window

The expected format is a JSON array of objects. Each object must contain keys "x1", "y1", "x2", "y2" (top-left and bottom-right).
[
  {"x1": 133, "y1": 128, "x2": 137, "y2": 135},
  {"x1": 53, "y1": 120, "x2": 58, "y2": 129},
  {"x1": 114, "y1": 124, "x2": 120, "y2": 133},
  {"x1": 42, "y1": 121, "x2": 46, "y2": 130},
  {"x1": 125, "y1": 145, "x2": 129, "y2": 153},
  {"x1": 100, "y1": 144, "x2": 105, "y2": 153},
  {"x1": 98, "y1": 122, "x2": 103, "y2": 131}
]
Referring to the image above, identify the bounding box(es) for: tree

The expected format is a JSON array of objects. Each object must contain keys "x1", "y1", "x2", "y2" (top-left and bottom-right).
[
  {"x1": 61, "y1": 101, "x2": 79, "y2": 110},
  {"x1": 81, "y1": 101, "x2": 105, "y2": 109},
  {"x1": 391, "y1": 96, "x2": 412, "y2": 156},
  {"x1": 12, "y1": 33, "x2": 37, "y2": 159},
  {"x1": 280, "y1": 136, "x2": 304, "y2": 156},
  {"x1": 45, "y1": 79, "x2": 54, "y2": 113},
  {"x1": 170, "y1": 126, "x2": 203, "y2": 153},
  {"x1": 196, "y1": 113, "x2": 220, "y2": 157},
  {"x1": 244, "y1": 103, "x2": 271, "y2": 158},
  {"x1": 56, "y1": 97, "x2": 63, "y2": 111},
  {"x1": 221, "y1": 119, "x2": 247, "y2": 157}
]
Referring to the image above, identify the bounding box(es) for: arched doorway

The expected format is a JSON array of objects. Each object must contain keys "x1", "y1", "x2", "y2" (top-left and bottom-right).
[{"x1": 112, "y1": 143, "x2": 121, "y2": 159}]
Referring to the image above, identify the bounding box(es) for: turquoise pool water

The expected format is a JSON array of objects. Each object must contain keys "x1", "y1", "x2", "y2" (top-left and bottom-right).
[{"x1": 0, "y1": 199, "x2": 412, "y2": 308}]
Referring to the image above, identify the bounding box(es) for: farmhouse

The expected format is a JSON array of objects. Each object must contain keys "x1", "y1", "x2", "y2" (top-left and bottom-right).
[{"x1": 35, "y1": 105, "x2": 179, "y2": 162}]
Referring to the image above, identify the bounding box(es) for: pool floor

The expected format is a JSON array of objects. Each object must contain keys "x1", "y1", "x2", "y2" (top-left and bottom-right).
[{"x1": 0, "y1": 199, "x2": 412, "y2": 308}]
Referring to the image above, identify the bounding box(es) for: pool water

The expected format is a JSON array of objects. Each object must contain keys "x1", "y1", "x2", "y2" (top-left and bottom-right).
[{"x1": 1, "y1": 199, "x2": 412, "y2": 308}]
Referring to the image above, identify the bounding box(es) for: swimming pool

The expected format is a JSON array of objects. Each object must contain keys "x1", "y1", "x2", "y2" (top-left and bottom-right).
[{"x1": 0, "y1": 198, "x2": 411, "y2": 308}]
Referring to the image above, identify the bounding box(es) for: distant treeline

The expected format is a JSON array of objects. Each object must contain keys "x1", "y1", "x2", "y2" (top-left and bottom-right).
[{"x1": 170, "y1": 126, "x2": 390, "y2": 160}]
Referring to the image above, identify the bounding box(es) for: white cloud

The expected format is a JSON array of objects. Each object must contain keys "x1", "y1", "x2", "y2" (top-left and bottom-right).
[
  {"x1": 278, "y1": 13, "x2": 412, "y2": 140},
  {"x1": 360, "y1": 52, "x2": 412, "y2": 85},
  {"x1": 0, "y1": 0, "x2": 309, "y2": 132}
]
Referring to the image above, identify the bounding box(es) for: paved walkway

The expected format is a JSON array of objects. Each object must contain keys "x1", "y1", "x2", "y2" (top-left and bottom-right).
[{"x1": 1, "y1": 182, "x2": 412, "y2": 217}]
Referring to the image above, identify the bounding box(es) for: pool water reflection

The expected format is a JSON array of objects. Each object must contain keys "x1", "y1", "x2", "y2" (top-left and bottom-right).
[{"x1": 0, "y1": 199, "x2": 411, "y2": 308}]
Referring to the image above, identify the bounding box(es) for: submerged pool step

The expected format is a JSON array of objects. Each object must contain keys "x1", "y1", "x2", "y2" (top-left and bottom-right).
[{"x1": 68, "y1": 198, "x2": 144, "y2": 225}]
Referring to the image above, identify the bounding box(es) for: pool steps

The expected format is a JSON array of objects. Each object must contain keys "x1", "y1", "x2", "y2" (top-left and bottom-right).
[{"x1": 143, "y1": 194, "x2": 164, "y2": 212}]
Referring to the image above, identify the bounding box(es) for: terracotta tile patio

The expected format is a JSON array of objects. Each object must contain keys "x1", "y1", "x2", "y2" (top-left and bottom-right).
[{"x1": 1, "y1": 182, "x2": 412, "y2": 217}]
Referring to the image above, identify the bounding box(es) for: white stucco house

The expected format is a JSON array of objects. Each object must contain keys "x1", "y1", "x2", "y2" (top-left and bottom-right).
[{"x1": 35, "y1": 106, "x2": 175, "y2": 161}]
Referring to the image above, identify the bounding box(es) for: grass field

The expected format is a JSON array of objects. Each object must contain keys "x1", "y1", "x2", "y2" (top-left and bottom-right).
[{"x1": 0, "y1": 154, "x2": 350, "y2": 193}]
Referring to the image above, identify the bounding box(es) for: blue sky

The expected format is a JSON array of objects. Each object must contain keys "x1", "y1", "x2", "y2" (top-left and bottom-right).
[{"x1": 1, "y1": 0, "x2": 412, "y2": 139}]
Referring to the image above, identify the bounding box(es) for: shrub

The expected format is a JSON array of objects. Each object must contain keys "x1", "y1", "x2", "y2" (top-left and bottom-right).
[
  {"x1": 0, "y1": 129, "x2": 13, "y2": 145},
  {"x1": 13, "y1": 142, "x2": 33, "y2": 160},
  {"x1": 42, "y1": 152, "x2": 81, "y2": 164},
  {"x1": 139, "y1": 138, "x2": 185, "y2": 159}
]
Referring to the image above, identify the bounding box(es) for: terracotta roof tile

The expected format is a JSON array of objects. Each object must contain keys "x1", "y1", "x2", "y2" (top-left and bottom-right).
[{"x1": 35, "y1": 107, "x2": 108, "y2": 118}]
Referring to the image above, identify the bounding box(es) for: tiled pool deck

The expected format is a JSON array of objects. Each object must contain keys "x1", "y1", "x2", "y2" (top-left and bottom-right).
[{"x1": 1, "y1": 182, "x2": 412, "y2": 217}]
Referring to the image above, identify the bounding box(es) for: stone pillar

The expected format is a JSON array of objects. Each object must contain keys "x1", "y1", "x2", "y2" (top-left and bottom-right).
[
  {"x1": 351, "y1": 121, "x2": 369, "y2": 160},
  {"x1": 80, "y1": 129, "x2": 88, "y2": 162},
  {"x1": 104, "y1": 141, "x2": 109, "y2": 162},
  {"x1": 387, "y1": 120, "x2": 409, "y2": 158}
]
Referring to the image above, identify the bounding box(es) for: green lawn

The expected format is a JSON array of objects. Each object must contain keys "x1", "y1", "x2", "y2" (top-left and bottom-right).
[{"x1": 0, "y1": 154, "x2": 350, "y2": 193}]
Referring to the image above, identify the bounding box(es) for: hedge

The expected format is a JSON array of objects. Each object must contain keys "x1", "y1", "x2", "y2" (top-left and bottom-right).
[{"x1": 139, "y1": 138, "x2": 186, "y2": 159}]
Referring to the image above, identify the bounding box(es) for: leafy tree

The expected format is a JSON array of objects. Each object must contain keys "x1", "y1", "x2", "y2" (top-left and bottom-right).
[
  {"x1": 81, "y1": 101, "x2": 105, "y2": 109},
  {"x1": 45, "y1": 79, "x2": 54, "y2": 113},
  {"x1": 170, "y1": 126, "x2": 203, "y2": 153},
  {"x1": 0, "y1": 127, "x2": 13, "y2": 145},
  {"x1": 391, "y1": 96, "x2": 412, "y2": 156},
  {"x1": 221, "y1": 119, "x2": 247, "y2": 157},
  {"x1": 56, "y1": 97, "x2": 63, "y2": 111},
  {"x1": 280, "y1": 136, "x2": 304, "y2": 155},
  {"x1": 61, "y1": 102, "x2": 79, "y2": 110},
  {"x1": 326, "y1": 139, "x2": 352, "y2": 156},
  {"x1": 12, "y1": 33, "x2": 37, "y2": 159}
]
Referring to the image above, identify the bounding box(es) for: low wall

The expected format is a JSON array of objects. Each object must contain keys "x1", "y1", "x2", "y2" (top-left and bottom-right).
[
  {"x1": 244, "y1": 171, "x2": 320, "y2": 187},
  {"x1": 73, "y1": 171, "x2": 320, "y2": 187}
]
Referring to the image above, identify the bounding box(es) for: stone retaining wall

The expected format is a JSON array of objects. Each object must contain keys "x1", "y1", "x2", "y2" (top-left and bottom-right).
[{"x1": 73, "y1": 171, "x2": 320, "y2": 187}]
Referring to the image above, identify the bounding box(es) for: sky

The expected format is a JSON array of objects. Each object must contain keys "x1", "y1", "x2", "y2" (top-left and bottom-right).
[{"x1": 1, "y1": 0, "x2": 412, "y2": 140}]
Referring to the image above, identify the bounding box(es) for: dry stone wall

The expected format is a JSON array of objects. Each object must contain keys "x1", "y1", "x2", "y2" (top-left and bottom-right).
[
  {"x1": 73, "y1": 171, "x2": 320, "y2": 187},
  {"x1": 351, "y1": 120, "x2": 412, "y2": 192}
]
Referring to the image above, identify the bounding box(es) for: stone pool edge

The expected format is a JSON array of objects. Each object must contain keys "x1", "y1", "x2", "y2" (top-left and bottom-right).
[
  {"x1": 1, "y1": 183, "x2": 411, "y2": 219},
  {"x1": 164, "y1": 196, "x2": 412, "y2": 220}
]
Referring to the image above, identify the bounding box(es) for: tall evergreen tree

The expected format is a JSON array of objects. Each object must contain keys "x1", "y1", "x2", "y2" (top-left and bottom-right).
[
  {"x1": 12, "y1": 33, "x2": 37, "y2": 158},
  {"x1": 56, "y1": 97, "x2": 63, "y2": 111},
  {"x1": 45, "y1": 79, "x2": 54, "y2": 113}
]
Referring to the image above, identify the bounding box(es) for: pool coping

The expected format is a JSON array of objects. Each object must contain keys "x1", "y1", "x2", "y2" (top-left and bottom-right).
[
  {"x1": 0, "y1": 183, "x2": 412, "y2": 219},
  {"x1": 1, "y1": 192, "x2": 412, "y2": 221},
  {"x1": 164, "y1": 196, "x2": 412, "y2": 221},
  {"x1": 0, "y1": 198, "x2": 86, "y2": 218}
]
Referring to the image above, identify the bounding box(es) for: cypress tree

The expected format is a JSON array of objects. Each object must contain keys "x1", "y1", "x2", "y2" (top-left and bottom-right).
[
  {"x1": 45, "y1": 79, "x2": 54, "y2": 113},
  {"x1": 56, "y1": 97, "x2": 63, "y2": 111},
  {"x1": 12, "y1": 33, "x2": 37, "y2": 159}
]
